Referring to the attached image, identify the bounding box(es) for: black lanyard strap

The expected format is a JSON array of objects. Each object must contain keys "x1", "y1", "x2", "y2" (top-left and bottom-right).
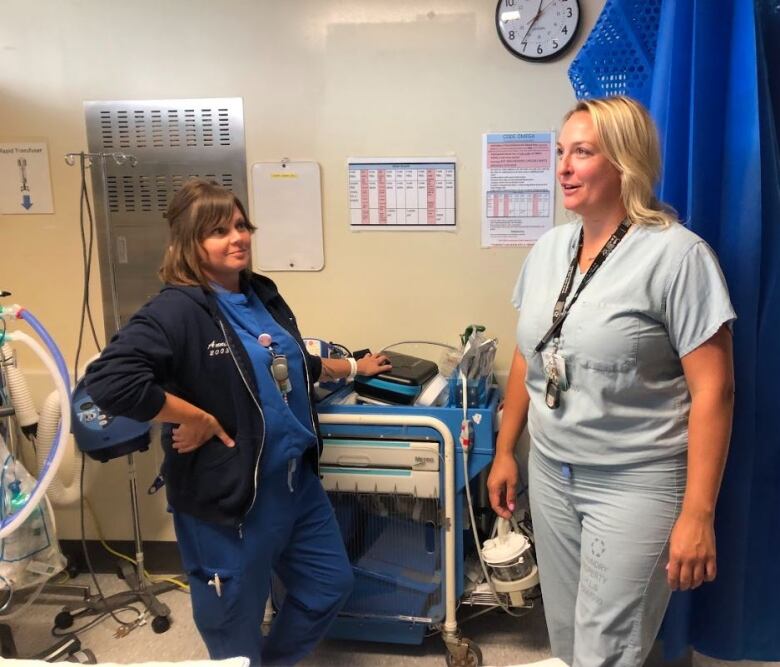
[{"x1": 534, "y1": 219, "x2": 632, "y2": 353}]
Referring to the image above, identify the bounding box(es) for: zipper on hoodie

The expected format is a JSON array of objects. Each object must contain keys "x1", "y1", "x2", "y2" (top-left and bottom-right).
[
  {"x1": 283, "y1": 316, "x2": 321, "y2": 479},
  {"x1": 249, "y1": 288, "x2": 322, "y2": 472},
  {"x1": 218, "y1": 319, "x2": 265, "y2": 527}
]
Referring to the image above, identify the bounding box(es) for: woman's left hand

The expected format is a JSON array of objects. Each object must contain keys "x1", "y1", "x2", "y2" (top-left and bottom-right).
[
  {"x1": 357, "y1": 353, "x2": 392, "y2": 377},
  {"x1": 666, "y1": 509, "x2": 717, "y2": 591}
]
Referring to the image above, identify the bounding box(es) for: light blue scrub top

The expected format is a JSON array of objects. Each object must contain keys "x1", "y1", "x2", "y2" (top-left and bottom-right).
[
  {"x1": 512, "y1": 221, "x2": 736, "y2": 465},
  {"x1": 213, "y1": 285, "x2": 317, "y2": 476}
]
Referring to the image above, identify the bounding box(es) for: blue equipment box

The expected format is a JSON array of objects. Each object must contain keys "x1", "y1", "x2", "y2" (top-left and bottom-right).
[{"x1": 71, "y1": 380, "x2": 151, "y2": 462}]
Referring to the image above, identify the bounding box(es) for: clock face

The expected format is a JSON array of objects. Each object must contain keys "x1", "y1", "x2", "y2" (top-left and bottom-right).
[{"x1": 496, "y1": 0, "x2": 581, "y2": 62}]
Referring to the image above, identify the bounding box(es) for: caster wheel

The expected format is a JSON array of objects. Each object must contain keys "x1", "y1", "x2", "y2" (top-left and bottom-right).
[
  {"x1": 445, "y1": 638, "x2": 482, "y2": 667},
  {"x1": 151, "y1": 615, "x2": 171, "y2": 634},
  {"x1": 54, "y1": 611, "x2": 75, "y2": 629},
  {"x1": 65, "y1": 556, "x2": 80, "y2": 579},
  {"x1": 67, "y1": 648, "x2": 97, "y2": 664}
]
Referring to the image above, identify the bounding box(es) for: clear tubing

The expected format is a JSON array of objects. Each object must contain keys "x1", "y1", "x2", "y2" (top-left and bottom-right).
[
  {"x1": 36, "y1": 390, "x2": 81, "y2": 507},
  {"x1": 1, "y1": 343, "x2": 39, "y2": 427},
  {"x1": 16, "y1": 309, "x2": 71, "y2": 389},
  {"x1": 0, "y1": 328, "x2": 70, "y2": 538}
]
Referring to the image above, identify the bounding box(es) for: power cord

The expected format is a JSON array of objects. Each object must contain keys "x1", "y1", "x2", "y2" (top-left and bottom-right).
[
  {"x1": 381, "y1": 340, "x2": 459, "y2": 353},
  {"x1": 78, "y1": 453, "x2": 140, "y2": 628},
  {"x1": 458, "y1": 335, "x2": 536, "y2": 618},
  {"x1": 51, "y1": 604, "x2": 141, "y2": 638},
  {"x1": 461, "y1": 447, "x2": 535, "y2": 618},
  {"x1": 81, "y1": 496, "x2": 188, "y2": 593},
  {"x1": 327, "y1": 341, "x2": 351, "y2": 358},
  {"x1": 74, "y1": 153, "x2": 102, "y2": 383}
]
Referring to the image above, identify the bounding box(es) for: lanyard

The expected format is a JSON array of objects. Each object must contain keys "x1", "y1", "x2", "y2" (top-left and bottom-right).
[{"x1": 534, "y1": 219, "x2": 632, "y2": 353}]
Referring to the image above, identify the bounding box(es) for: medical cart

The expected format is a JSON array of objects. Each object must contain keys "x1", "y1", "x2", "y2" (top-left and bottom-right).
[{"x1": 316, "y1": 387, "x2": 500, "y2": 667}]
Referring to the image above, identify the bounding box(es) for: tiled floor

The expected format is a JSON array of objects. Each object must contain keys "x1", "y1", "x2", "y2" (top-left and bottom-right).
[{"x1": 3, "y1": 573, "x2": 688, "y2": 666}]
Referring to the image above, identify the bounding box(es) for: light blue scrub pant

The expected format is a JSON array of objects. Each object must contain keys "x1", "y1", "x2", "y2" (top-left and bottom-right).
[
  {"x1": 173, "y1": 458, "x2": 353, "y2": 666},
  {"x1": 528, "y1": 445, "x2": 686, "y2": 667}
]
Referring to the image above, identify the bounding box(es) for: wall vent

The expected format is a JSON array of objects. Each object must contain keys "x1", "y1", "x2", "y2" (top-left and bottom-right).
[{"x1": 84, "y1": 97, "x2": 247, "y2": 338}]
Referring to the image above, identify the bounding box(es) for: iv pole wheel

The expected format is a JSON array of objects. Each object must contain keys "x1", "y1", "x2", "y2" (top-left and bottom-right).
[
  {"x1": 445, "y1": 637, "x2": 482, "y2": 667},
  {"x1": 65, "y1": 555, "x2": 81, "y2": 579},
  {"x1": 151, "y1": 615, "x2": 171, "y2": 634},
  {"x1": 54, "y1": 610, "x2": 75, "y2": 629}
]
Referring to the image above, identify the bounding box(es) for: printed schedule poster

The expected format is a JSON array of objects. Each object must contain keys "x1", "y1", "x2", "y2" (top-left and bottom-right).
[
  {"x1": 348, "y1": 157, "x2": 456, "y2": 231},
  {"x1": 0, "y1": 142, "x2": 54, "y2": 214},
  {"x1": 481, "y1": 132, "x2": 555, "y2": 247}
]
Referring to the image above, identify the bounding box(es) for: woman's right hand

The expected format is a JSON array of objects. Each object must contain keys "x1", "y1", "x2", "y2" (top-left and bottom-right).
[
  {"x1": 487, "y1": 452, "x2": 520, "y2": 519},
  {"x1": 155, "y1": 393, "x2": 234, "y2": 454},
  {"x1": 171, "y1": 410, "x2": 234, "y2": 454}
]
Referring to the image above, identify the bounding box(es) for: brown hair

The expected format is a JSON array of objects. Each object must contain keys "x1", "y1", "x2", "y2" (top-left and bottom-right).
[
  {"x1": 564, "y1": 96, "x2": 677, "y2": 227},
  {"x1": 158, "y1": 178, "x2": 256, "y2": 288}
]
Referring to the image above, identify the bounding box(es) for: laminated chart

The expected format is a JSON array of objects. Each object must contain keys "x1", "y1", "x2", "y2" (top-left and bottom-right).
[
  {"x1": 481, "y1": 132, "x2": 555, "y2": 247},
  {"x1": 349, "y1": 158, "x2": 455, "y2": 230}
]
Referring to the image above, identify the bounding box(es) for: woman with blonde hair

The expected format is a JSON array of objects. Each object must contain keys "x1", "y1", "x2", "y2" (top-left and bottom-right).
[
  {"x1": 86, "y1": 178, "x2": 391, "y2": 665},
  {"x1": 488, "y1": 96, "x2": 735, "y2": 666}
]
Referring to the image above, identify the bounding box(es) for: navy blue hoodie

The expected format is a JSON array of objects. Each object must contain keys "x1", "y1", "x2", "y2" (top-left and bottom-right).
[{"x1": 85, "y1": 273, "x2": 323, "y2": 527}]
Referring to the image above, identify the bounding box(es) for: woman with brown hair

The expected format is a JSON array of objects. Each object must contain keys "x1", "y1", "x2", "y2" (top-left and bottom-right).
[{"x1": 86, "y1": 178, "x2": 390, "y2": 665}]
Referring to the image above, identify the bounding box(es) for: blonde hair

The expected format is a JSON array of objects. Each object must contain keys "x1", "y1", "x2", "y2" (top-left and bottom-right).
[
  {"x1": 158, "y1": 178, "x2": 255, "y2": 288},
  {"x1": 564, "y1": 96, "x2": 677, "y2": 227}
]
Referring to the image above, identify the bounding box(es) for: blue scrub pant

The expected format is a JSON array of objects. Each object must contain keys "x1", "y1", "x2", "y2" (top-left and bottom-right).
[
  {"x1": 173, "y1": 458, "x2": 353, "y2": 666},
  {"x1": 528, "y1": 445, "x2": 686, "y2": 667}
]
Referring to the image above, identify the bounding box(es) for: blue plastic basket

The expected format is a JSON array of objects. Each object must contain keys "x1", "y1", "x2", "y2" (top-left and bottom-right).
[{"x1": 446, "y1": 375, "x2": 489, "y2": 408}]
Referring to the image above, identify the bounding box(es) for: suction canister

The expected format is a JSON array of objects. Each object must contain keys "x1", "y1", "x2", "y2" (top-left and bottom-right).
[{"x1": 481, "y1": 517, "x2": 539, "y2": 605}]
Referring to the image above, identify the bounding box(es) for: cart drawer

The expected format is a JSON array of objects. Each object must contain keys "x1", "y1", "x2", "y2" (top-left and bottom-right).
[
  {"x1": 320, "y1": 466, "x2": 439, "y2": 498},
  {"x1": 321, "y1": 438, "x2": 439, "y2": 471}
]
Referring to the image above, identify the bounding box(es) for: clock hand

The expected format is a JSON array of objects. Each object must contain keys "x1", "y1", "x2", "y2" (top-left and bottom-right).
[
  {"x1": 515, "y1": 0, "x2": 548, "y2": 30},
  {"x1": 520, "y1": 0, "x2": 545, "y2": 43},
  {"x1": 536, "y1": 0, "x2": 561, "y2": 18},
  {"x1": 518, "y1": 0, "x2": 543, "y2": 26},
  {"x1": 525, "y1": 0, "x2": 563, "y2": 29}
]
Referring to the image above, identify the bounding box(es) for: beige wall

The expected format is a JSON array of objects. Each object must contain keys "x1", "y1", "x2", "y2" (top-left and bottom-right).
[{"x1": 0, "y1": 0, "x2": 604, "y2": 540}]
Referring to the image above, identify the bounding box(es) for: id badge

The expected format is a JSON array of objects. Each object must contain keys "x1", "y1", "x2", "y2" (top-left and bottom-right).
[
  {"x1": 545, "y1": 378, "x2": 561, "y2": 409},
  {"x1": 542, "y1": 350, "x2": 569, "y2": 391}
]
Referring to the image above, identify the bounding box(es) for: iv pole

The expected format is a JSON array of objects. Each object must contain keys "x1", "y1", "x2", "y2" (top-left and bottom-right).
[{"x1": 62, "y1": 152, "x2": 174, "y2": 634}]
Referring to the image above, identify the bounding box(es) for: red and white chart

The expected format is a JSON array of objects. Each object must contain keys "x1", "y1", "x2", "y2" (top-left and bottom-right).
[
  {"x1": 481, "y1": 132, "x2": 555, "y2": 247},
  {"x1": 348, "y1": 158, "x2": 456, "y2": 230}
]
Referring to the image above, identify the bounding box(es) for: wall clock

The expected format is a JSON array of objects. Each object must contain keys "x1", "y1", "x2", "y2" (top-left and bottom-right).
[{"x1": 496, "y1": 0, "x2": 581, "y2": 62}]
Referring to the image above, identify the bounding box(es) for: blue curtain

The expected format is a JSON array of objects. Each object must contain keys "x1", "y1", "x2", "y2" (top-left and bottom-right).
[{"x1": 569, "y1": 0, "x2": 780, "y2": 660}]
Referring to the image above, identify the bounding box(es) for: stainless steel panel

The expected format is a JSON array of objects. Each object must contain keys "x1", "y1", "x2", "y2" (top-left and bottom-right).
[
  {"x1": 111, "y1": 225, "x2": 168, "y2": 325},
  {"x1": 84, "y1": 98, "x2": 247, "y2": 339}
]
